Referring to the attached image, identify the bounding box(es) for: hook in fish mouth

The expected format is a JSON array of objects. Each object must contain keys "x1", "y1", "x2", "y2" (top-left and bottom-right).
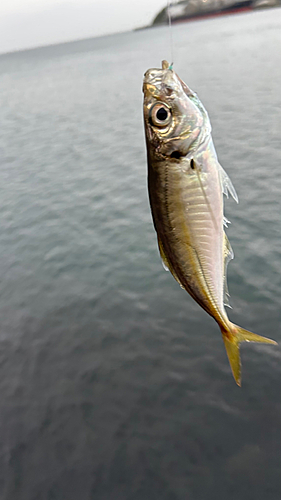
[
  {"x1": 143, "y1": 64, "x2": 184, "y2": 101},
  {"x1": 162, "y1": 60, "x2": 174, "y2": 70}
]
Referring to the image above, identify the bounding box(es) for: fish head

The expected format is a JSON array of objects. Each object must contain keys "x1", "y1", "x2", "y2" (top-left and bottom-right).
[{"x1": 143, "y1": 61, "x2": 205, "y2": 160}]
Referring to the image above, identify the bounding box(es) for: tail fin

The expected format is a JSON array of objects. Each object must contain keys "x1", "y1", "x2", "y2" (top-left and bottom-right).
[{"x1": 221, "y1": 323, "x2": 277, "y2": 386}]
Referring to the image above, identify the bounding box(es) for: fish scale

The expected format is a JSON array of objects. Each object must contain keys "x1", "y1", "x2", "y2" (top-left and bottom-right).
[{"x1": 149, "y1": 159, "x2": 226, "y2": 329}]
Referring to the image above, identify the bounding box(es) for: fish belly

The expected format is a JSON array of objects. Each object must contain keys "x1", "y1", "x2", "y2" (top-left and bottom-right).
[{"x1": 149, "y1": 159, "x2": 226, "y2": 323}]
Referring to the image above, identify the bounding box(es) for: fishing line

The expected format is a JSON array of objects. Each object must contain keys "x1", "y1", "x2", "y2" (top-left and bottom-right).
[{"x1": 167, "y1": 0, "x2": 174, "y2": 67}]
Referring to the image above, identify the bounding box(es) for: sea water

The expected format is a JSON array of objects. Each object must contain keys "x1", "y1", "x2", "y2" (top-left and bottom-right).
[{"x1": 0, "y1": 8, "x2": 280, "y2": 500}]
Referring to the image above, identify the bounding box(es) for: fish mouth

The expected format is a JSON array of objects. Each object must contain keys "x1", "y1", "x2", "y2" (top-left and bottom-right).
[{"x1": 143, "y1": 64, "x2": 184, "y2": 102}]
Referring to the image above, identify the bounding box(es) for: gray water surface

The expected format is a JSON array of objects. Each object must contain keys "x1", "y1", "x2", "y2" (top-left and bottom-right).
[{"x1": 0, "y1": 8, "x2": 281, "y2": 500}]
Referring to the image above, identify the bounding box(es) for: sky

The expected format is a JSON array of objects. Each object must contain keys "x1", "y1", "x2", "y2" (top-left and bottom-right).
[{"x1": 0, "y1": 0, "x2": 167, "y2": 54}]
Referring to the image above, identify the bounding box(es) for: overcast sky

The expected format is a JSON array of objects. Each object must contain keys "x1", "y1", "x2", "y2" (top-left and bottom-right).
[{"x1": 0, "y1": 0, "x2": 167, "y2": 54}]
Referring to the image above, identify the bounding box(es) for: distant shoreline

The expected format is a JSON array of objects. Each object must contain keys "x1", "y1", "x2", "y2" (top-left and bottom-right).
[{"x1": 135, "y1": 0, "x2": 280, "y2": 31}]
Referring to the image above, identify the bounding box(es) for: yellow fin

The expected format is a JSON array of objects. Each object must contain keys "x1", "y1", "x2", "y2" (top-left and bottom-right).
[{"x1": 221, "y1": 323, "x2": 277, "y2": 386}]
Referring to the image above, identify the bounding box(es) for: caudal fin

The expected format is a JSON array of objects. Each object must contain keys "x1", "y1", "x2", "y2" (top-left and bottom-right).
[{"x1": 221, "y1": 324, "x2": 277, "y2": 386}]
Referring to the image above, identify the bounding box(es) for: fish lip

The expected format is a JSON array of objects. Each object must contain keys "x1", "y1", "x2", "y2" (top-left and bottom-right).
[{"x1": 143, "y1": 72, "x2": 161, "y2": 92}]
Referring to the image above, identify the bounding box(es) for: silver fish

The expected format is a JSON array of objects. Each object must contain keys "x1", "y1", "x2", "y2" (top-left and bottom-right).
[{"x1": 143, "y1": 60, "x2": 277, "y2": 386}]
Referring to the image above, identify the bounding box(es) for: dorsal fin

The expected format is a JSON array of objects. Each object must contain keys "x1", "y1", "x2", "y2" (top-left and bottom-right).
[
  {"x1": 157, "y1": 236, "x2": 184, "y2": 289},
  {"x1": 223, "y1": 232, "x2": 234, "y2": 308},
  {"x1": 218, "y1": 163, "x2": 238, "y2": 203}
]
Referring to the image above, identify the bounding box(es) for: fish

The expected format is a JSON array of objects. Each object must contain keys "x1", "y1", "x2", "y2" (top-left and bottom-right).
[{"x1": 143, "y1": 60, "x2": 277, "y2": 386}]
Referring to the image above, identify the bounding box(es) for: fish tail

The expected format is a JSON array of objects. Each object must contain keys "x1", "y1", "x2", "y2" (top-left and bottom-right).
[{"x1": 220, "y1": 323, "x2": 277, "y2": 386}]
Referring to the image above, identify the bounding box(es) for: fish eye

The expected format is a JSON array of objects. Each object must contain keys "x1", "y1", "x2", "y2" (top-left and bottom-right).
[
  {"x1": 150, "y1": 103, "x2": 172, "y2": 128},
  {"x1": 156, "y1": 108, "x2": 168, "y2": 121}
]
